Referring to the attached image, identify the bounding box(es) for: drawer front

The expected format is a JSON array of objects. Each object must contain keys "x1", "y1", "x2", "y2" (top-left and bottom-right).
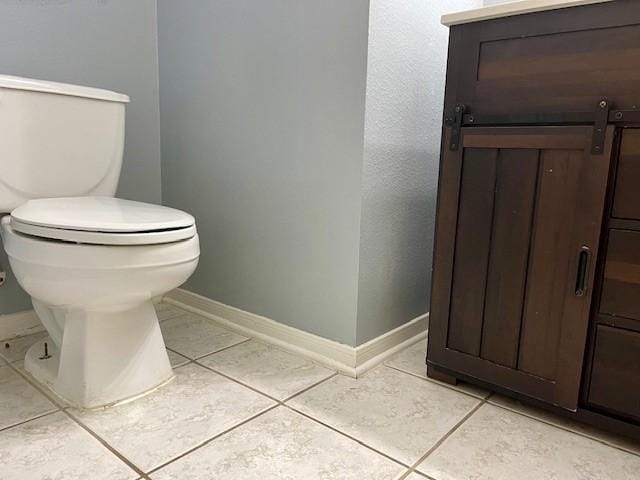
[
  {"x1": 443, "y1": 2, "x2": 640, "y2": 117},
  {"x1": 588, "y1": 325, "x2": 640, "y2": 421},
  {"x1": 612, "y1": 129, "x2": 640, "y2": 220},
  {"x1": 600, "y1": 229, "x2": 640, "y2": 321}
]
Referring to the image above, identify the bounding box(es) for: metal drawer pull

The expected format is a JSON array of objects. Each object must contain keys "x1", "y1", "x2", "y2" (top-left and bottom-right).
[{"x1": 575, "y1": 246, "x2": 591, "y2": 297}]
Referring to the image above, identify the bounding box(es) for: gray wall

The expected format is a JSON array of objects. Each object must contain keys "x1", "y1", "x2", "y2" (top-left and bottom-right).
[
  {"x1": 158, "y1": 0, "x2": 370, "y2": 345},
  {"x1": 355, "y1": 0, "x2": 482, "y2": 343},
  {"x1": 0, "y1": 0, "x2": 162, "y2": 314}
]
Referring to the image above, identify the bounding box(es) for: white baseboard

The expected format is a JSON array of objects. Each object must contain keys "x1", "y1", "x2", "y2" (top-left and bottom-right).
[
  {"x1": 0, "y1": 310, "x2": 44, "y2": 341},
  {"x1": 164, "y1": 288, "x2": 428, "y2": 378}
]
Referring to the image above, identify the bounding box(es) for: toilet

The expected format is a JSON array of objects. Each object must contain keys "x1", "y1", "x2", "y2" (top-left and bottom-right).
[{"x1": 0, "y1": 75, "x2": 200, "y2": 408}]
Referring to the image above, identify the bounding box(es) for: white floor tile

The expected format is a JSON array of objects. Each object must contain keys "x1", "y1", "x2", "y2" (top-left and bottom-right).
[
  {"x1": 198, "y1": 340, "x2": 334, "y2": 400},
  {"x1": 160, "y1": 313, "x2": 248, "y2": 359},
  {"x1": 0, "y1": 332, "x2": 48, "y2": 363},
  {"x1": 405, "y1": 474, "x2": 428, "y2": 480},
  {"x1": 70, "y1": 363, "x2": 274, "y2": 472},
  {"x1": 150, "y1": 406, "x2": 405, "y2": 480},
  {"x1": 489, "y1": 394, "x2": 640, "y2": 455},
  {"x1": 385, "y1": 340, "x2": 490, "y2": 399},
  {"x1": 288, "y1": 366, "x2": 481, "y2": 465},
  {"x1": 0, "y1": 364, "x2": 57, "y2": 430},
  {"x1": 0, "y1": 411, "x2": 137, "y2": 480},
  {"x1": 154, "y1": 302, "x2": 186, "y2": 322},
  {"x1": 418, "y1": 404, "x2": 640, "y2": 480}
]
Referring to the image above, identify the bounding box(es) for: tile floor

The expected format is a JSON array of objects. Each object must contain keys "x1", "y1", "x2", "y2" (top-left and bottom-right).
[{"x1": 0, "y1": 303, "x2": 639, "y2": 479}]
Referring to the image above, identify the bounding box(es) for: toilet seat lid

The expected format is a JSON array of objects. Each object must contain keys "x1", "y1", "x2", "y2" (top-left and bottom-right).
[
  {"x1": 10, "y1": 197, "x2": 196, "y2": 246},
  {"x1": 11, "y1": 197, "x2": 194, "y2": 233}
]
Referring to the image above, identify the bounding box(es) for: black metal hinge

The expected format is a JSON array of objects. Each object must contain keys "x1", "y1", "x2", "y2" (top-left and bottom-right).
[
  {"x1": 591, "y1": 99, "x2": 610, "y2": 155},
  {"x1": 446, "y1": 104, "x2": 465, "y2": 151}
]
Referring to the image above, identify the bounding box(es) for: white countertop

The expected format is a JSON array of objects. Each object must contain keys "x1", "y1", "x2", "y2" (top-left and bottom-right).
[{"x1": 441, "y1": 0, "x2": 613, "y2": 27}]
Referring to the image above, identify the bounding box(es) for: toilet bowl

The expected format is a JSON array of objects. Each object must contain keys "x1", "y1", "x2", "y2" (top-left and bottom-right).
[{"x1": 1, "y1": 197, "x2": 200, "y2": 408}]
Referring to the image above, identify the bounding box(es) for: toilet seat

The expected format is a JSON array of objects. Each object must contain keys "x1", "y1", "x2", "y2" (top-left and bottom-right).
[{"x1": 10, "y1": 196, "x2": 196, "y2": 245}]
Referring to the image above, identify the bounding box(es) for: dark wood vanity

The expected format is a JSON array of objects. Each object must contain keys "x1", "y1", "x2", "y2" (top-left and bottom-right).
[{"x1": 427, "y1": 0, "x2": 640, "y2": 439}]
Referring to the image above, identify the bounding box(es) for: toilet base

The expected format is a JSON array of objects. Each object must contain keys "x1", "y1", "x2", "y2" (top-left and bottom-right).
[{"x1": 25, "y1": 300, "x2": 174, "y2": 409}]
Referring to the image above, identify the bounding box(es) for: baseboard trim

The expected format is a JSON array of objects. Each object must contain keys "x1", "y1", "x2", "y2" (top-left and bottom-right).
[
  {"x1": 164, "y1": 288, "x2": 428, "y2": 377},
  {"x1": 0, "y1": 309, "x2": 44, "y2": 341}
]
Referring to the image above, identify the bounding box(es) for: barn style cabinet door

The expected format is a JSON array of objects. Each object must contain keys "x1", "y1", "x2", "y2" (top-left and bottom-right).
[{"x1": 427, "y1": 126, "x2": 614, "y2": 410}]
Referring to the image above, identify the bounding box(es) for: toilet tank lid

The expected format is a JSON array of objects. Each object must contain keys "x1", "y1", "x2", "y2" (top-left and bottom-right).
[
  {"x1": 0, "y1": 75, "x2": 129, "y2": 103},
  {"x1": 11, "y1": 197, "x2": 195, "y2": 233}
]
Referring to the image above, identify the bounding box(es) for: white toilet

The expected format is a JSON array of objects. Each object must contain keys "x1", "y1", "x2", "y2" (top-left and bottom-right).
[{"x1": 0, "y1": 75, "x2": 200, "y2": 408}]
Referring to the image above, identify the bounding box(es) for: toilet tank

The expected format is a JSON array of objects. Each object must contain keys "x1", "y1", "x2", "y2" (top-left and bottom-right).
[{"x1": 0, "y1": 75, "x2": 129, "y2": 213}]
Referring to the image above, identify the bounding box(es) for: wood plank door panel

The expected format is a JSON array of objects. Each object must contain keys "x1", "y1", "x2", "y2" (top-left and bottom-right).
[
  {"x1": 447, "y1": 148, "x2": 498, "y2": 355},
  {"x1": 428, "y1": 126, "x2": 614, "y2": 410},
  {"x1": 480, "y1": 148, "x2": 539, "y2": 368},
  {"x1": 518, "y1": 149, "x2": 583, "y2": 381}
]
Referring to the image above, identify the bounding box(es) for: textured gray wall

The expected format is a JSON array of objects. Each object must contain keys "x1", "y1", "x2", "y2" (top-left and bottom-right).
[
  {"x1": 158, "y1": 0, "x2": 369, "y2": 345},
  {"x1": 0, "y1": 0, "x2": 162, "y2": 314},
  {"x1": 356, "y1": 0, "x2": 482, "y2": 344}
]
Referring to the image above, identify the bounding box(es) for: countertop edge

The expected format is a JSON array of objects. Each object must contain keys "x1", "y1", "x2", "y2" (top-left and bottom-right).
[{"x1": 441, "y1": 0, "x2": 613, "y2": 27}]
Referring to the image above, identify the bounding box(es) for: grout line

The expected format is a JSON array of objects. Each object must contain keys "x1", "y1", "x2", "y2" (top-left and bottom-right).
[
  {"x1": 157, "y1": 312, "x2": 187, "y2": 323},
  {"x1": 284, "y1": 403, "x2": 412, "y2": 470},
  {"x1": 415, "y1": 473, "x2": 438, "y2": 480},
  {"x1": 150, "y1": 357, "x2": 418, "y2": 475},
  {"x1": 399, "y1": 470, "x2": 438, "y2": 480},
  {"x1": 3, "y1": 360, "x2": 149, "y2": 478},
  {"x1": 145, "y1": 404, "x2": 280, "y2": 476},
  {"x1": 63, "y1": 409, "x2": 150, "y2": 479},
  {"x1": 485, "y1": 398, "x2": 640, "y2": 458},
  {"x1": 5, "y1": 362, "x2": 68, "y2": 409},
  {"x1": 191, "y1": 338, "x2": 252, "y2": 361},
  {"x1": 193, "y1": 359, "x2": 282, "y2": 403},
  {"x1": 383, "y1": 363, "x2": 491, "y2": 401},
  {"x1": 165, "y1": 338, "x2": 252, "y2": 365},
  {"x1": 141, "y1": 352, "x2": 416, "y2": 474},
  {"x1": 281, "y1": 372, "x2": 340, "y2": 403},
  {"x1": 165, "y1": 347, "x2": 194, "y2": 366},
  {"x1": 397, "y1": 398, "x2": 488, "y2": 480},
  {"x1": 383, "y1": 359, "x2": 640, "y2": 459},
  {"x1": 145, "y1": 360, "x2": 342, "y2": 475},
  {"x1": 0, "y1": 409, "x2": 61, "y2": 433},
  {"x1": 194, "y1": 352, "x2": 339, "y2": 405},
  {"x1": 190, "y1": 361, "x2": 446, "y2": 474}
]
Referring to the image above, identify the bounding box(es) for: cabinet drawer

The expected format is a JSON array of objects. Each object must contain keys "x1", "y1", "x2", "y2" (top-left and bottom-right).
[
  {"x1": 612, "y1": 129, "x2": 640, "y2": 220},
  {"x1": 588, "y1": 325, "x2": 640, "y2": 421},
  {"x1": 600, "y1": 229, "x2": 640, "y2": 321}
]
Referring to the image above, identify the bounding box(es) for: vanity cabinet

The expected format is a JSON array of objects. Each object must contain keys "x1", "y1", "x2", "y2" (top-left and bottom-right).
[{"x1": 428, "y1": 0, "x2": 640, "y2": 439}]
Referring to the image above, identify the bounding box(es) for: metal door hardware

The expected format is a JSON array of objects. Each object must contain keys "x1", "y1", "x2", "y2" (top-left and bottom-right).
[
  {"x1": 591, "y1": 100, "x2": 610, "y2": 154},
  {"x1": 445, "y1": 104, "x2": 465, "y2": 151}
]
